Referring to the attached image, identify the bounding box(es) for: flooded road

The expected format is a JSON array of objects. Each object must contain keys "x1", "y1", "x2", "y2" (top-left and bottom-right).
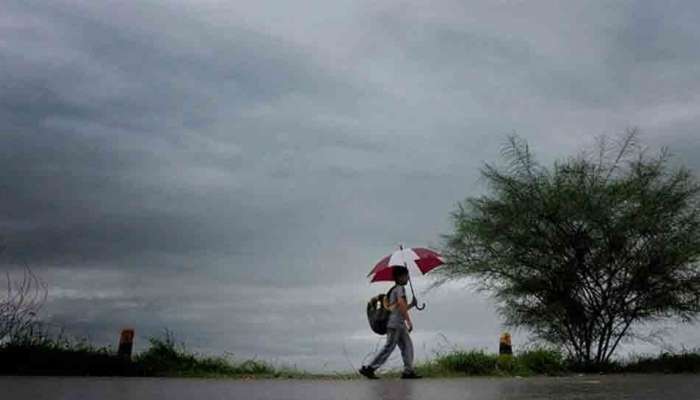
[{"x1": 4, "y1": 374, "x2": 700, "y2": 400}]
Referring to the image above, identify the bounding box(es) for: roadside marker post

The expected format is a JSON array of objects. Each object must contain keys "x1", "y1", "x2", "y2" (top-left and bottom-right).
[
  {"x1": 118, "y1": 329, "x2": 135, "y2": 359},
  {"x1": 499, "y1": 332, "x2": 512, "y2": 355}
]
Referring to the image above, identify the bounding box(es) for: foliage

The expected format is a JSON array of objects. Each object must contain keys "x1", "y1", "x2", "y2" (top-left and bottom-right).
[
  {"x1": 135, "y1": 331, "x2": 275, "y2": 377},
  {"x1": 3, "y1": 331, "x2": 700, "y2": 377},
  {"x1": 416, "y1": 348, "x2": 566, "y2": 377},
  {"x1": 0, "y1": 330, "x2": 292, "y2": 378},
  {"x1": 439, "y1": 130, "x2": 700, "y2": 367},
  {"x1": 623, "y1": 350, "x2": 700, "y2": 373},
  {"x1": 495, "y1": 354, "x2": 516, "y2": 374},
  {"x1": 435, "y1": 349, "x2": 498, "y2": 375},
  {"x1": 516, "y1": 348, "x2": 566, "y2": 375},
  {"x1": 0, "y1": 332, "x2": 131, "y2": 376}
]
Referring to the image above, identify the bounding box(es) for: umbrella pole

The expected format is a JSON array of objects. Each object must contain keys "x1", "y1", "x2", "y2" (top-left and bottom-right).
[{"x1": 407, "y1": 271, "x2": 426, "y2": 311}]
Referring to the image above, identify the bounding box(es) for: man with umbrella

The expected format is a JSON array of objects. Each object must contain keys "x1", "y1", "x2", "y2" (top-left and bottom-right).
[{"x1": 359, "y1": 246, "x2": 443, "y2": 380}]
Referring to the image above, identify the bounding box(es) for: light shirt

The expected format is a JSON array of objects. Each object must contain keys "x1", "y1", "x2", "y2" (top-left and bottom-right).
[{"x1": 387, "y1": 284, "x2": 407, "y2": 329}]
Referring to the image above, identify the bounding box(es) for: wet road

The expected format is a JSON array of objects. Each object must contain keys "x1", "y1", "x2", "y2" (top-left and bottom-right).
[{"x1": 4, "y1": 375, "x2": 700, "y2": 400}]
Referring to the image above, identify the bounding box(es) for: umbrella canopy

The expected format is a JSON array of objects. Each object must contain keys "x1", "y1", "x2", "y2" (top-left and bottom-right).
[{"x1": 368, "y1": 247, "x2": 444, "y2": 282}]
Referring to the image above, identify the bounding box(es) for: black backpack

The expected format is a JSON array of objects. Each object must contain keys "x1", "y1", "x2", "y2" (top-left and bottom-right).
[{"x1": 366, "y1": 286, "x2": 396, "y2": 335}]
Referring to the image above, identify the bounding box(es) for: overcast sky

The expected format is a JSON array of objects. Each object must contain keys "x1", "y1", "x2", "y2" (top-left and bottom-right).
[{"x1": 2, "y1": 0, "x2": 700, "y2": 372}]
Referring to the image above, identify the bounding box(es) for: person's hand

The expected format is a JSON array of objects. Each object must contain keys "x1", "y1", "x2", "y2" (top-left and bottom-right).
[
  {"x1": 406, "y1": 320, "x2": 413, "y2": 333},
  {"x1": 410, "y1": 297, "x2": 418, "y2": 308}
]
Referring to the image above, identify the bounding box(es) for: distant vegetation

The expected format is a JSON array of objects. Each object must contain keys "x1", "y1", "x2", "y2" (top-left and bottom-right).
[
  {"x1": 133, "y1": 331, "x2": 293, "y2": 378},
  {"x1": 0, "y1": 330, "x2": 319, "y2": 378},
  {"x1": 2, "y1": 331, "x2": 700, "y2": 378},
  {"x1": 415, "y1": 348, "x2": 567, "y2": 377},
  {"x1": 621, "y1": 351, "x2": 700, "y2": 374},
  {"x1": 413, "y1": 348, "x2": 700, "y2": 377}
]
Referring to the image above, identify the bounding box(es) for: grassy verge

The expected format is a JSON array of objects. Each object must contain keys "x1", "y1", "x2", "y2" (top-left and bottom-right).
[
  {"x1": 135, "y1": 334, "x2": 277, "y2": 378},
  {"x1": 414, "y1": 348, "x2": 700, "y2": 377},
  {"x1": 3, "y1": 333, "x2": 700, "y2": 378},
  {"x1": 0, "y1": 338, "x2": 133, "y2": 376},
  {"x1": 414, "y1": 348, "x2": 567, "y2": 377},
  {"x1": 621, "y1": 351, "x2": 700, "y2": 374},
  {"x1": 0, "y1": 332, "x2": 318, "y2": 378}
]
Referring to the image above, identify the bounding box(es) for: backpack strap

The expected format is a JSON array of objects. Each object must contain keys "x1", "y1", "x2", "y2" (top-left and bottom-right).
[{"x1": 383, "y1": 284, "x2": 398, "y2": 310}]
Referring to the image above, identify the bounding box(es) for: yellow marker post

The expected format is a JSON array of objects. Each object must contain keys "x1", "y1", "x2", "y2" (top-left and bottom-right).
[{"x1": 499, "y1": 332, "x2": 512, "y2": 355}]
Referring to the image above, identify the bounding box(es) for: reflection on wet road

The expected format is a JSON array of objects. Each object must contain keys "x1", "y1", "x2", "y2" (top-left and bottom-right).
[{"x1": 4, "y1": 375, "x2": 700, "y2": 400}]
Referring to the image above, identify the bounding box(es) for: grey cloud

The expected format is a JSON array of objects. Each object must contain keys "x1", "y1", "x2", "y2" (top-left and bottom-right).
[{"x1": 1, "y1": 0, "x2": 384, "y2": 276}]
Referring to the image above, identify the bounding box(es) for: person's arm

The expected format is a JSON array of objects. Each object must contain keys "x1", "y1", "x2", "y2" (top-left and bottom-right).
[{"x1": 397, "y1": 295, "x2": 413, "y2": 332}]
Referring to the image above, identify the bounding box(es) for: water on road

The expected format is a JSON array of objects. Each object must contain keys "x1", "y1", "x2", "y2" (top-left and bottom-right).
[{"x1": 4, "y1": 374, "x2": 700, "y2": 400}]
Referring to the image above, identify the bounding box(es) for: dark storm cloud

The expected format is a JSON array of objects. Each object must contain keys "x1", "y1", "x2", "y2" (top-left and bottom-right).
[
  {"x1": 2, "y1": 0, "x2": 700, "y2": 371},
  {"x1": 1, "y1": 0, "x2": 382, "y2": 274}
]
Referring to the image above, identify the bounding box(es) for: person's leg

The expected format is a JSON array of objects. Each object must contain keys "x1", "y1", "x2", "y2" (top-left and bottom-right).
[
  {"x1": 367, "y1": 328, "x2": 400, "y2": 370},
  {"x1": 396, "y1": 327, "x2": 414, "y2": 373}
]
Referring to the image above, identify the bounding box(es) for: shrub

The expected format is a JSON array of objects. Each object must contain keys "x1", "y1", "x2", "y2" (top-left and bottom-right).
[
  {"x1": 516, "y1": 348, "x2": 566, "y2": 375},
  {"x1": 135, "y1": 332, "x2": 275, "y2": 377},
  {"x1": 496, "y1": 354, "x2": 516, "y2": 374},
  {"x1": 435, "y1": 350, "x2": 498, "y2": 375},
  {"x1": 624, "y1": 351, "x2": 700, "y2": 373},
  {"x1": 0, "y1": 339, "x2": 133, "y2": 376}
]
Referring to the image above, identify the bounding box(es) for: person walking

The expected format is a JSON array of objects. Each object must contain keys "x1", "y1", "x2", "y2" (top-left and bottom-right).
[{"x1": 360, "y1": 266, "x2": 422, "y2": 379}]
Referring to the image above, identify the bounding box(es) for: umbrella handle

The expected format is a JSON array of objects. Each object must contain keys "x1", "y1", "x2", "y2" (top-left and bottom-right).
[{"x1": 407, "y1": 271, "x2": 426, "y2": 311}]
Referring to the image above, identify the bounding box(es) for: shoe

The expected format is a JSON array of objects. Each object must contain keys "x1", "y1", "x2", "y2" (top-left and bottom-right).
[
  {"x1": 401, "y1": 371, "x2": 423, "y2": 379},
  {"x1": 359, "y1": 366, "x2": 379, "y2": 379}
]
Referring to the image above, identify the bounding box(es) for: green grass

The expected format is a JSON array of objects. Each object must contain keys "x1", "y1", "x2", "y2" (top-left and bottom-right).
[
  {"x1": 135, "y1": 334, "x2": 277, "y2": 377},
  {"x1": 3, "y1": 331, "x2": 700, "y2": 378},
  {"x1": 435, "y1": 349, "x2": 499, "y2": 375},
  {"x1": 0, "y1": 334, "x2": 135, "y2": 376},
  {"x1": 0, "y1": 331, "x2": 364, "y2": 379},
  {"x1": 415, "y1": 348, "x2": 566, "y2": 377},
  {"x1": 0, "y1": 331, "x2": 310, "y2": 378},
  {"x1": 621, "y1": 351, "x2": 700, "y2": 374},
  {"x1": 515, "y1": 348, "x2": 566, "y2": 375},
  {"x1": 132, "y1": 333, "x2": 360, "y2": 379},
  {"x1": 416, "y1": 348, "x2": 700, "y2": 377}
]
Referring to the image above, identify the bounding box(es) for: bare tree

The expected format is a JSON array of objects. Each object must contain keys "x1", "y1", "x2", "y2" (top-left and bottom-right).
[{"x1": 0, "y1": 263, "x2": 47, "y2": 343}]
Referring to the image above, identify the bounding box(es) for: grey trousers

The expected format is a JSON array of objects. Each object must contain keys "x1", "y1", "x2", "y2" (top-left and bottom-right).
[{"x1": 368, "y1": 326, "x2": 414, "y2": 372}]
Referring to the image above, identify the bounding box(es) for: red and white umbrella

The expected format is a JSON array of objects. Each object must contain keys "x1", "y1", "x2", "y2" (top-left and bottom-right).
[
  {"x1": 368, "y1": 246, "x2": 444, "y2": 282},
  {"x1": 367, "y1": 245, "x2": 444, "y2": 310}
]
